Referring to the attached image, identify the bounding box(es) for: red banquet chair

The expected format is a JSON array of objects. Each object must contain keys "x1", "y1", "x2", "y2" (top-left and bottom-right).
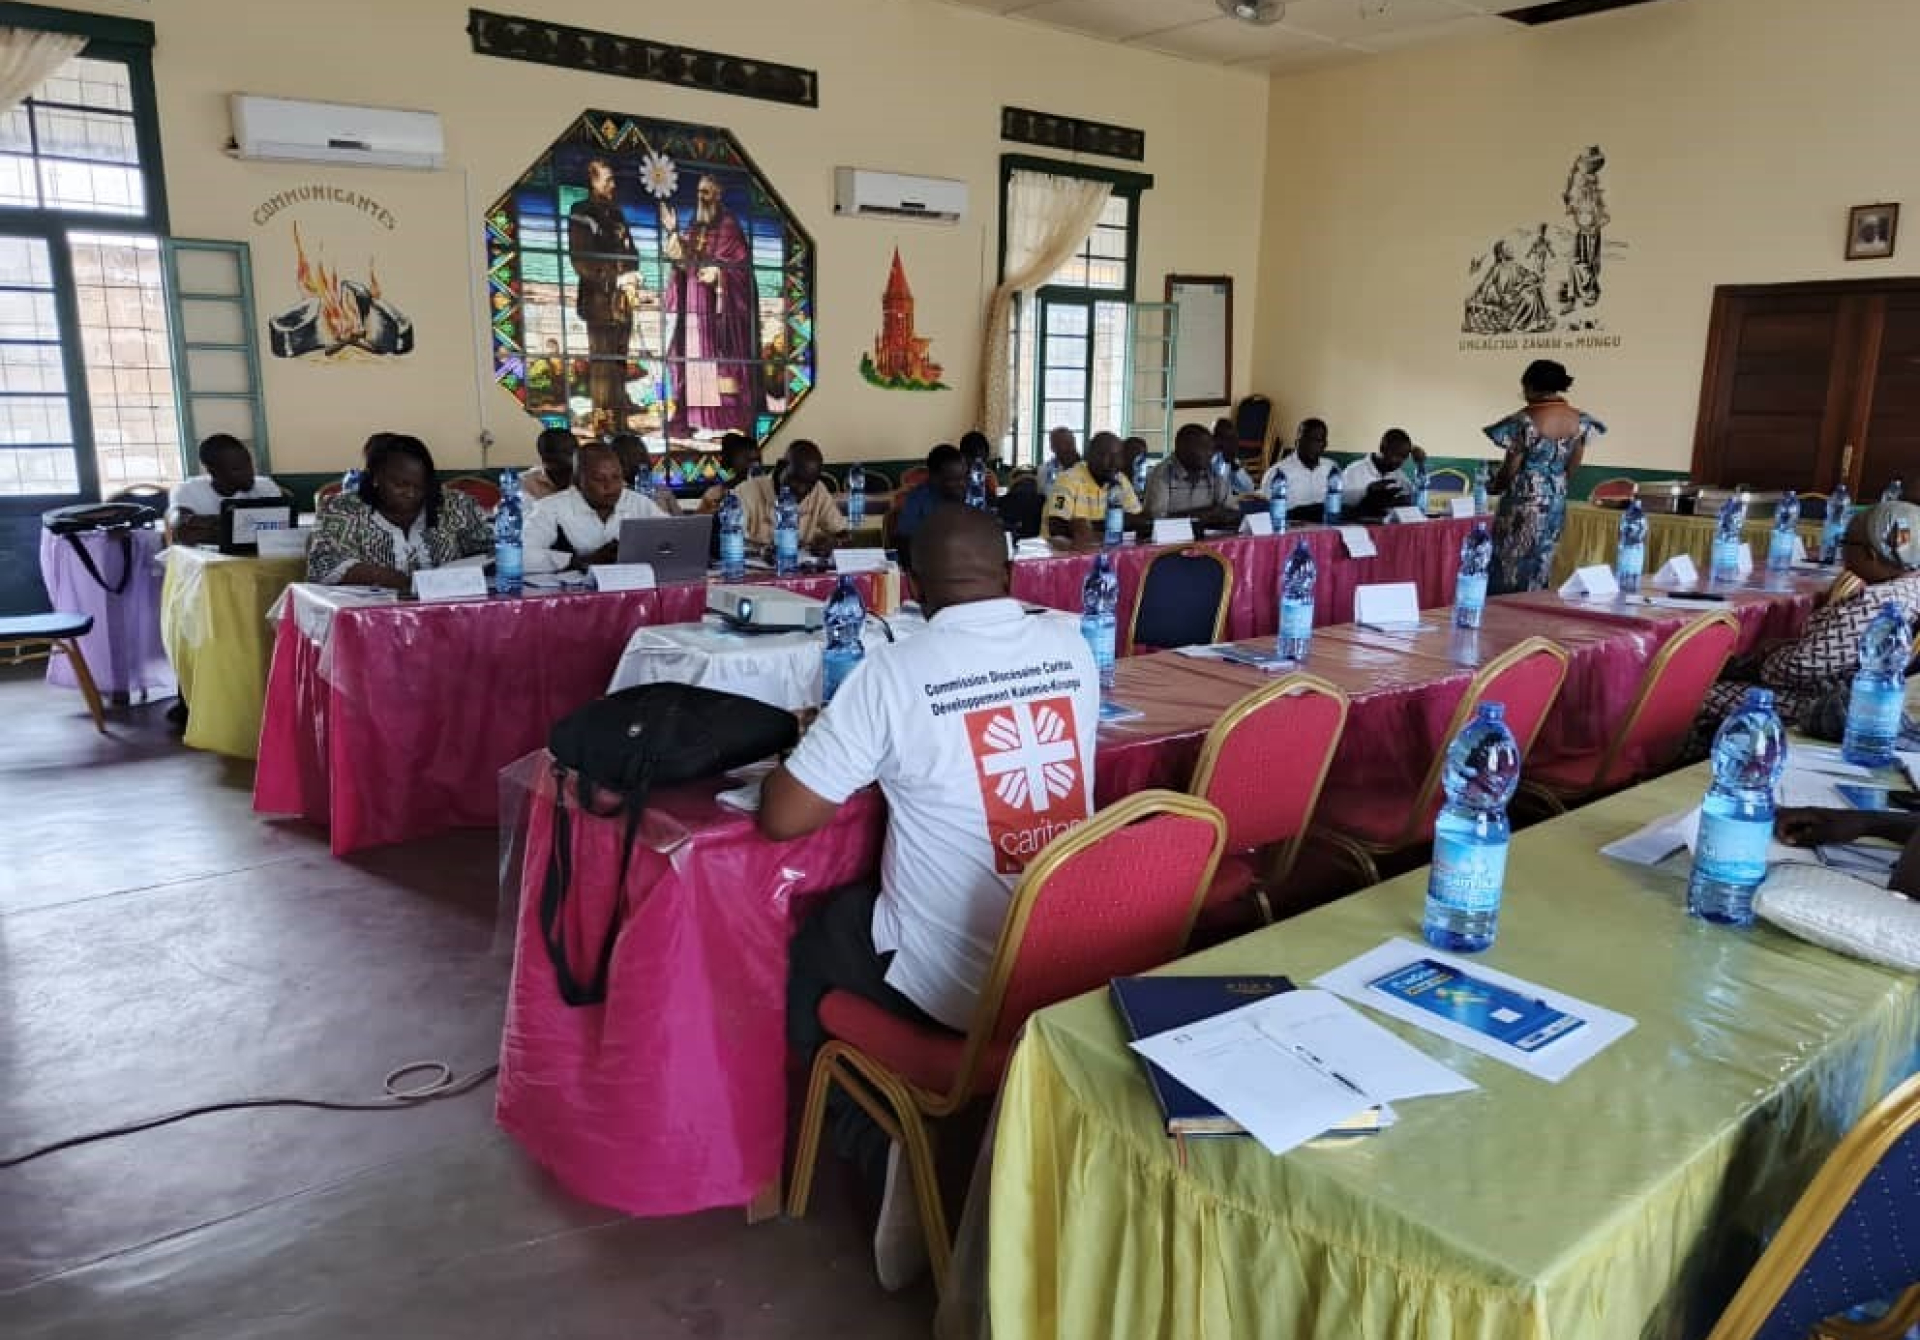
[
  {"x1": 1522, "y1": 611, "x2": 1740, "y2": 813},
  {"x1": 785, "y1": 790, "x2": 1228, "y2": 1290},
  {"x1": 1310, "y1": 636, "x2": 1569, "y2": 885},
  {"x1": 444, "y1": 475, "x2": 502, "y2": 512},
  {"x1": 1187, "y1": 673, "x2": 1349, "y2": 928}
]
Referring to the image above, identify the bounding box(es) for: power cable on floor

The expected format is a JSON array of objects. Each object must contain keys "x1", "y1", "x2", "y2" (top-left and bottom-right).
[{"x1": 0, "y1": 1061, "x2": 499, "y2": 1170}]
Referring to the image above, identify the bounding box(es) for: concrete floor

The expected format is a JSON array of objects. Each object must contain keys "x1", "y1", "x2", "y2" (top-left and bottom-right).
[{"x1": 0, "y1": 667, "x2": 934, "y2": 1338}]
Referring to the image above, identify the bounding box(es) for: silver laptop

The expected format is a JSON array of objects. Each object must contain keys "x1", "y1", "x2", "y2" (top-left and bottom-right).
[{"x1": 615, "y1": 514, "x2": 713, "y2": 585}]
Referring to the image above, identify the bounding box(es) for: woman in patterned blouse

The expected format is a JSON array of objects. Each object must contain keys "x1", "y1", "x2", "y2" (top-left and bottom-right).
[
  {"x1": 1694, "y1": 500, "x2": 1920, "y2": 743},
  {"x1": 307, "y1": 434, "x2": 491, "y2": 589}
]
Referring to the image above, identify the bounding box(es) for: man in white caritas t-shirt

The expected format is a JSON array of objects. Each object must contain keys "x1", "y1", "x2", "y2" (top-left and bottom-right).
[{"x1": 760, "y1": 504, "x2": 1098, "y2": 1288}]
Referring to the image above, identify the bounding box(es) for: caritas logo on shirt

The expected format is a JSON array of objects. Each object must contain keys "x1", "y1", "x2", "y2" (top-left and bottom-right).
[{"x1": 964, "y1": 695, "x2": 1091, "y2": 874}]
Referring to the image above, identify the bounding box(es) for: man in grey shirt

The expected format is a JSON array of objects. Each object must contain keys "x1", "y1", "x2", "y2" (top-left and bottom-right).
[{"x1": 1144, "y1": 423, "x2": 1240, "y2": 532}]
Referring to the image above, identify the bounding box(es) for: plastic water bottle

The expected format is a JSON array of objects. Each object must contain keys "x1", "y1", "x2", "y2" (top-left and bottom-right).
[
  {"x1": 1278, "y1": 540, "x2": 1316, "y2": 660},
  {"x1": 1423, "y1": 702, "x2": 1522, "y2": 953},
  {"x1": 1455, "y1": 524, "x2": 1492, "y2": 629},
  {"x1": 1615, "y1": 499, "x2": 1648, "y2": 594},
  {"x1": 773, "y1": 483, "x2": 800, "y2": 576},
  {"x1": 1472, "y1": 462, "x2": 1489, "y2": 515},
  {"x1": 493, "y1": 469, "x2": 523, "y2": 596},
  {"x1": 1324, "y1": 465, "x2": 1344, "y2": 523},
  {"x1": 966, "y1": 461, "x2": 988, "y2": 511},
  {"x1": 1413, "y1": 462, "x2": 1430, "y2": 514},
  {"x1": 1768, "y1": 489, "x2": 1801, "y2": 572},
  {"x1": 846, "y1": 463, "x2": 866, "y2": 528},
  {"x1": 341, "y1": 466, "x2": 363, "y2": 496},
  {"x1": 1103, "y1": 480, "x2": 1125, "y2": 547},
  {"x1": 1080, "y1": 553, "x2": 1117, "y2": 692},
  {"x1": 1885, "y1": 478, "x2": 1904, "y2": 503},
  {"x1": 1821, "y1": 482, "x2": 1852, "y2": 565},
  {"x1": 1267, "y1": 472, "x2": 1289, "y2": 534},
  {"x1": 1042, "y1": 458, "x2": 1060, "y2": 495},
  {"x1": 717, "y1": 489, "x2": 746, "y2": 582},
  {"x1": 1687, "y1": 688, "x2": 1786, "y2": 925},
  {"x1": 1132, "y1": 451, "x2": 1151, "y2": 495},
  {"x1": 1212, "y1": 451, "x2": 1231, "y2": 497},
  {"x1": 1842, "y1": 602, "x2": 1910, "y2": 766},
  {"x1": 820, "y1": 574, "x2": 866, "y2": 704},
  {"x1": 1709, "y1": 496, "x2": 1747, "y2": 584}
]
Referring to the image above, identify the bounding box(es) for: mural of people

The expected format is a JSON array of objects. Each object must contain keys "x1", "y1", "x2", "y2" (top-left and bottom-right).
[
  {"x1": 1562, "y1": 145, "x2": 1609, "y2": 311},
  {"x1": 658, "y1": 174, "x2": 764, "y2": 438},
  {"x1": 567, "y1": 158, "x2": 640, "y2": 430},
  {"x1": 1460, "y1": 144, "x2": 1625, "y2": 339},
  {"x1": 1463, "y1": 239, "x2": 1556, "y2": 335}
]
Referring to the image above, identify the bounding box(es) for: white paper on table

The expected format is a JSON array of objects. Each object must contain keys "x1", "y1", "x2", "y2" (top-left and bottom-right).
[
  {"x1": 1449, "y1": 496, "x2": 1477, "y2": 519},
  {"x1": 1240, "y1": 512, "x2": 1274, "y2": 537},
  {"x1": 589, "y1": 563, "x2": 656, "y2": 592},
  {"x1": 1338, "y1": 526, "x2": 1378, "y2": 559},
  {"x1": 1899, "y1": 752, "x2": 1920, "y2": 789},
  {"x1": 1130, "y1": 989, "x2": 1473, "y2": 1156},
  {"x1": 1172, "y1": 643, "x2": 1234, "y2": 661},
  {"x1": 833, "y1": 548, "x2": 891, "y2": 574},
  {"x1": 1014, "y1": 538, "x2": 1054, "y2": 560},
  {"x1": 1558, "y1": 564, "x2": 1620, "y2": 601},
  {"x1": 1598, "y1": 811, "x2": 1693, "y2": 865},
  {"x1": 1652, "y1": 554, "x2": 1699, "y2": 587},
  {"x1": 1388, "y1": 505, "x2": 1428, "y2": 525},
  {"x1": 1735, "y1": 546, "x2": 1755, "y2": 577},
  {"x1": 1355, "y1": 581, "x2": 1421, "y2": 631},
  {"x1": 1791, "y1": 535, "x2": 1808, "y2": 563},
  {"x1": 411, "y1": 566, "x2": 489, "y2": 602},
  {"x1": 1791, "y1": 744, "x2": 1875, "y2": 779},
  {"x1": 1314, "y1": 938, "x2": 1637, "y2": 1083},
  {"x1": 1151, "y1": 518, "x2": 1197, "y2": 546},
  {"x1": 1778, "y1": 767, "x2": 1846, "y2": 810}
]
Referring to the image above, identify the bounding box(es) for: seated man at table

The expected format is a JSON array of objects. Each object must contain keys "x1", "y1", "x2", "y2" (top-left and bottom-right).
[
  {"x1": 523, "y1": 444, "x2": 668, "y2": 573},
  {"x1": 1211, "y1": 417, "x2": 1256, "y2": 494},
  {"x1": 1040, "y1": 424, "x2": 1080, "y2": 494},
  {"x1": 735, "y1": 439, "x2": 848, "y2": 558},
  {"x1": 959, "y1": 429, "x2": 1000, "y2": 500},
  {"x1": 764, "y1": 504, "x2": 1098, "y2": 1287},
  {"x1": 1345, "y1": 428, "x2": 1427, "y2": 519},
  {"x1": 892, "y1": 443, "x2": 969, "y2": 570},
  {"x1": 1144, "y1": 423, "x2": 1241, "y2": 533},
  {"x1": 1260, "y1": 417, "x2": 1335, "y2": 520},
  {"x1": 1046, "y1": 430, "x2": 1143, "y2": 547},
  {"x1": 168, "y1": 434, "x2": 282, "y2": 546},
  {"x1": 307, "y1": 434, "x2": 492, "y2": 590},
  {"x1": 518, "y1": 428, "x2": 578, "y2": 502},
  {"x1": 608, "y1": 432, "x2": 682, "y2": 514},
  {"x1": 696, "y1": 432, "x2": 764, "y2": 513}
]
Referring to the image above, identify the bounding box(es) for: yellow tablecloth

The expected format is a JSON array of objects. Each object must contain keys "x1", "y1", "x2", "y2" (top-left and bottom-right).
[
  {"x1": 1551, "y1": 502, "x2": 1826, "y2": 587},
  {"x1": 977, "y1": 765, "x2": 1920, "y2": 1340},
  {"x1": 159, "y1": 547, "x2": 306, "y2": 759}
]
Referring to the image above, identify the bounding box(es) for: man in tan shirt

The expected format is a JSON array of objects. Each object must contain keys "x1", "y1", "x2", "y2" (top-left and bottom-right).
[{"x1": 735, "y1": 439, "x2": 848, "y2": 557}]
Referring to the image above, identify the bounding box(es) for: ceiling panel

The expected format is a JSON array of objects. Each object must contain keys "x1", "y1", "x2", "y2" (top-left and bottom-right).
[
  {"x1": 1346, "y1": 11, "x2": 1517, "y2": 50},
  {"x1": 1275, "y1": 0, "x2": 1481, "y2": 44},
  {"x1": 1007, "y1": 0, "x2": 1223, "y2": 42},
  {"x1": 1132, "y1": 15, "x2": 1340, "y2": 64}
]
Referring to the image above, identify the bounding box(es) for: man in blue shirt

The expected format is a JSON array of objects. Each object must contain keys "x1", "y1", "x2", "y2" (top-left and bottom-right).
[{"x1": 894, "y1": 442, "x2": 969, "y2": 569}]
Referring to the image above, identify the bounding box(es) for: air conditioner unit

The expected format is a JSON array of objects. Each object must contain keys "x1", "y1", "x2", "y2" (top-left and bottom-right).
[
  {"x1": 833, "y1": 168, "x2": 966, "y2": 224},
  {"x1": 229, "y1": 95, "x2": 445, "y2": 171}
]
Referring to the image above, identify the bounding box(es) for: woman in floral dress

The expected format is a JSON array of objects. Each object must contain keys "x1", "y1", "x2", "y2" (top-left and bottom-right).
[{"x1": 1484, "y1": 360, "x2": 1606, "y2": 595}]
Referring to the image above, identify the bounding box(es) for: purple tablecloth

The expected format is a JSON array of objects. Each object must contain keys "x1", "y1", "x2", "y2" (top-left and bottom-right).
[{"x1": 36, "y1": 527, "x2": 172, "y2": 697}]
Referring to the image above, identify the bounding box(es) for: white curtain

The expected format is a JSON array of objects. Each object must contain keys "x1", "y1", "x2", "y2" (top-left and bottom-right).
[
  {"x1": 0, "y1": 28, "x2": 83, "y2": 119},
  {"x1": 979, "y1": 169, "x2": 1113, "y2": 443}
]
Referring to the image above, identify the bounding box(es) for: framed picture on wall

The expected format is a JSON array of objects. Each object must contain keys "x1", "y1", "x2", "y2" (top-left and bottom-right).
[
  {"x1": 1166, "y1": 274, "x2": 1232, "y2": 408},
  {"x1": 1847, "y1": 203, "x2": 1899, "y2": 260}
]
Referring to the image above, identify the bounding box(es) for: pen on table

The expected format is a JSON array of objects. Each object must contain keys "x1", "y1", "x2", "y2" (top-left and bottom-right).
[{"x1": 1292, "y1": 1044, "x2": 1371, "y2": 1101}]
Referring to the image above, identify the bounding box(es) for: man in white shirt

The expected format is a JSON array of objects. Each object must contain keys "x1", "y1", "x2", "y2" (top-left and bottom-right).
[
  {"x1": 168, "y1": 434, "x2": 281, "y2": 545},
  {"x1": 1343, "y1": 427, "x2": 1427, "y2": 518},
  {"x1": 1259, "y1": 417, "x2": 1334, "y2": 515},
  {"x1": 763, "y1": 506, "x2": 1098, "y2": 1284},
  {"x1": 522, "y1": 443, "x2": 666, "y2": 573}
]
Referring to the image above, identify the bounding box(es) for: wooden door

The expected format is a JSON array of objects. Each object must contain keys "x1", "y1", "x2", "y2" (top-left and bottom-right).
[{"x1": 1858, "y1": 289, "x2": 1920, "y2": 497}]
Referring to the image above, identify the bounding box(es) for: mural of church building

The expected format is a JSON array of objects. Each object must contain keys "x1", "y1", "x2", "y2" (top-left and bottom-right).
[{"x1": 861, "y1": 248, "x2": 947, "y2": 390}]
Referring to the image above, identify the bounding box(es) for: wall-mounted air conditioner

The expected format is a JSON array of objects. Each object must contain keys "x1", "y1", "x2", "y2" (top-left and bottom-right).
[
  {"x1": 833, "y1": 168, "x2": 967, "y2": 224},
  {"x1": 229, "y1": 95, "x2": 445, "y2": 171}
]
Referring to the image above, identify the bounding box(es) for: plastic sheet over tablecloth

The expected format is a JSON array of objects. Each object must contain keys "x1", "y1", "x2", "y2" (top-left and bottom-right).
[
  {"x1": 605, "y1": 608, "x2": 929, "y2": 709},
  {"x1": 159, "y1": 547, "x2": 306, "y2": 758},
  {"x1": 37, "y1": 527, "x2": 172, "y2": 695}
]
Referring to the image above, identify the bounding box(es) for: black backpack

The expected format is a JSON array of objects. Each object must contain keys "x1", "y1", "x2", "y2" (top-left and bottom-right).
[
  {"x1": 41, "y1": 501, "x2": 161, "y2": 595},
  {"x1": 540, "y1": 683, "x2": 800, "y2": 1006}
]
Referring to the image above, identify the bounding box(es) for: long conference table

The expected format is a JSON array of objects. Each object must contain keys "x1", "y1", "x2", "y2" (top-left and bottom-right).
[
  {"x1": 492, "y1": 575, "x2": 1827, "y2": 1224},
  {"x1": 253, "y1": 519, "x2": 1481, "y2": 855}
]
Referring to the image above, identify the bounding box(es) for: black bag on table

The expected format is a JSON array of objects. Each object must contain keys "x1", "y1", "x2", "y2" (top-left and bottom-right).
[
  {"x1": 40, "y1": 501, "x2": 162, "y2": 595},
  {"x1": 541, "y1": 683, "x2": 800, "y2": 1006}
]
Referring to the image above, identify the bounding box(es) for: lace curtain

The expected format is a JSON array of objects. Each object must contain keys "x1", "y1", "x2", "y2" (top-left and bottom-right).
[
  {"x1": 979, "y1": 169, "x2": 1113, "y2": 442},
  {"x1": 0, "y1": 28, "x2": 84, "y2": 118}
]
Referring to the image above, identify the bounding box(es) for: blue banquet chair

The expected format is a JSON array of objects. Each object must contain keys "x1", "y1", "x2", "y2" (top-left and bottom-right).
[{"x1": 1126, "y1": 546, "x2": 1232, "y2": 655}]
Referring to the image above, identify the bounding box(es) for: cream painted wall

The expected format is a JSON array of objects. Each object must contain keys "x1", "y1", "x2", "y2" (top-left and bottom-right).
[
  {"x1": 67, "y1": 0, "x2": 1267, "y2": 472},
  {"x1": 1254, "y1": 0, "x2": 1920, "y2": 473}
]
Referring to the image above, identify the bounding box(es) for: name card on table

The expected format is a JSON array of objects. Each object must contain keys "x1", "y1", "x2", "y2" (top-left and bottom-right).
[
  {"x1": 1652, "y1": 554, "x2": 1700, "y2": 588},
  {"x1": 1152, "y1": 518, "x2": 1197, "y2": 546},
  {"x1": 255, "y1": 527, "x2": 310, "y2": 559},
  {"x1": 1338, "y1": 526, "x2": 1378, "y2": 559},
  {"x1": 412, "y1": 566, "x2": 490, "y2": 602},
  {"x1": 1449, "y1": 496, "x2": 1478, "y2": 519},
  {"x1": 833, "y1": 547, "x2": 891, "y2": 574},
  {"x1": 1354, "y1": 581, "x2": 1422, "y2": 631},
  {"x1": 1240, "y1": 512, "x2": 1274, "y2": 537},
  {"x1": 232, "y1": 505, "x2": 293, "y2": 544},
  {"x1": 1736, "y1": 545, "x2": 1755, "y2": 577},
  {"x1": 1557, "y1": 564, "x2": 1620, "y2": 601},
  {"x1": 1388, "y1": 506, "x2": 1428, "y2": 525},
  {"x1": 589, "y1": 563, "x2": 657, "y2": 592}
]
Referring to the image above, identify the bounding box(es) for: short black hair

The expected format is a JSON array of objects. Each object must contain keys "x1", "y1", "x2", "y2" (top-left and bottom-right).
[
  {"x1": 198, "y1": 433, "x2": 248, "y2": 468},
  {"x1": 787, "y1": 439, "x2": 823, "y2": 468},
  {"x1": 926, "y1": 443, "x2": 963, "y2": 472},
  {"x1": 609, "y1": 431, "x2": 648, "y2": 459},
  {"x1": 1522, "y1": 359, "x2": 1573, "y2": 395},
  {"x1": 1297, "y1": 417, "x2": 1328, "y2": 437},
  {"x1": 358, "y1": 434, "x2": 443, "y2": 525},
  {"x1": 958, "y1": 430, "x2": 992, "y2": 460},
  {"x1": 1380, "y1": 427, "x2": 1412, "y2": 450},
  {"x1": 535, "y1": 427, "x2": 577, "y2": 460}
]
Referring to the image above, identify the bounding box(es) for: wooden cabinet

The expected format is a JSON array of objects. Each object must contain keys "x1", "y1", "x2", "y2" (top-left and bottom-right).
[{"x1": 1692, "y1": 278, "x2": 1920, "y2": 496}]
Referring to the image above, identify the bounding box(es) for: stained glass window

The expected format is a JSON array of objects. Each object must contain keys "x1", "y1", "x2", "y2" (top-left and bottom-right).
[{"x1": 486, "y1": 111, "x2": 815, "y2": 455}]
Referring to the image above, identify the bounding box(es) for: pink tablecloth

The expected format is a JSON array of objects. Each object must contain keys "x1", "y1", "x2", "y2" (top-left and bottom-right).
[
  {"x1": 252, "y1": 571, "x2": 875, "y2": 856},
  {"x1": 37, "y1": 527, "x2": 173, "y2": 697}
]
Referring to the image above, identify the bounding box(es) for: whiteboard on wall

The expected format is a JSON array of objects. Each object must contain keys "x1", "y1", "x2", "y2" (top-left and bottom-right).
[{"x1": 1167, "y1": 274, "x2": 1232, "y2": 408}]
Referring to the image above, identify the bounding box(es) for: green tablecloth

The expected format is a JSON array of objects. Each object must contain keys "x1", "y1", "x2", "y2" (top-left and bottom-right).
[
  {"x1": 159, "y1": 546, "x2": 306, "y2": 759},
  {"x1": 1551, "y1": 503, "x2": 1827, "y2": 588},
  {"x1": 978, "y1": 765, "x2": 1919, "y2": 1340}
]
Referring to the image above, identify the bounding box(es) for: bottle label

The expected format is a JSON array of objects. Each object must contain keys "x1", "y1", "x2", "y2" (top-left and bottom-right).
[
  {"x1": 1455, "y1": 573, "x2": 1487, "y2": 610},
  {"x1": 1711, "y1": 537, "x2": 1742, "y2": 577},
  {"x1": 494, "y1": 544, "x2": 522, "y2": 583},
  {"x1": 1324, "y1": 493, "x2": 1342, "y2": 522},
  {"x1": 822, "y1": 648, "x2": 861, "y2": 703},
  {"x1": 1428, "y1": 831, "x2": 1508, "y2": 913},
  {"x1": 1696, "y1": 811, "x2": 1770, "y2": 883},
  {"x1": 1768, "y1": 531, "x2": 1796, "y2": 567},
  {"x1": 1849, "y1": 682, "x2": 1903, "y2": 736},
  {"x1": 848, "y1": 494, "x2": 865, "y2": 525},
  {"x1": 776, "y1": 531, "x2": 798, "y2": 567},
  {"x1": 1104, "y1": 509, "x2": 1123, "y2": 545},
  {"x1": 1280, "y1": 598, "x2": 1313, "y2": 640},
  {"x1": 1616, "y1": 543, "x2": 1643, "y2": 579}
]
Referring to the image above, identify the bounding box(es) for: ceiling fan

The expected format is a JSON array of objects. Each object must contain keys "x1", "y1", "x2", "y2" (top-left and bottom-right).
[{"x1": 1216, "y1": 0, "x2": 1285, "y2": 24}]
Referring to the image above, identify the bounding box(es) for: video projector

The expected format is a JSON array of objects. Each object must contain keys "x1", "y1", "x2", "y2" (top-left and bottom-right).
[{"x1": 707, "y1": 584, "x2": 826, "y2": 632}]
